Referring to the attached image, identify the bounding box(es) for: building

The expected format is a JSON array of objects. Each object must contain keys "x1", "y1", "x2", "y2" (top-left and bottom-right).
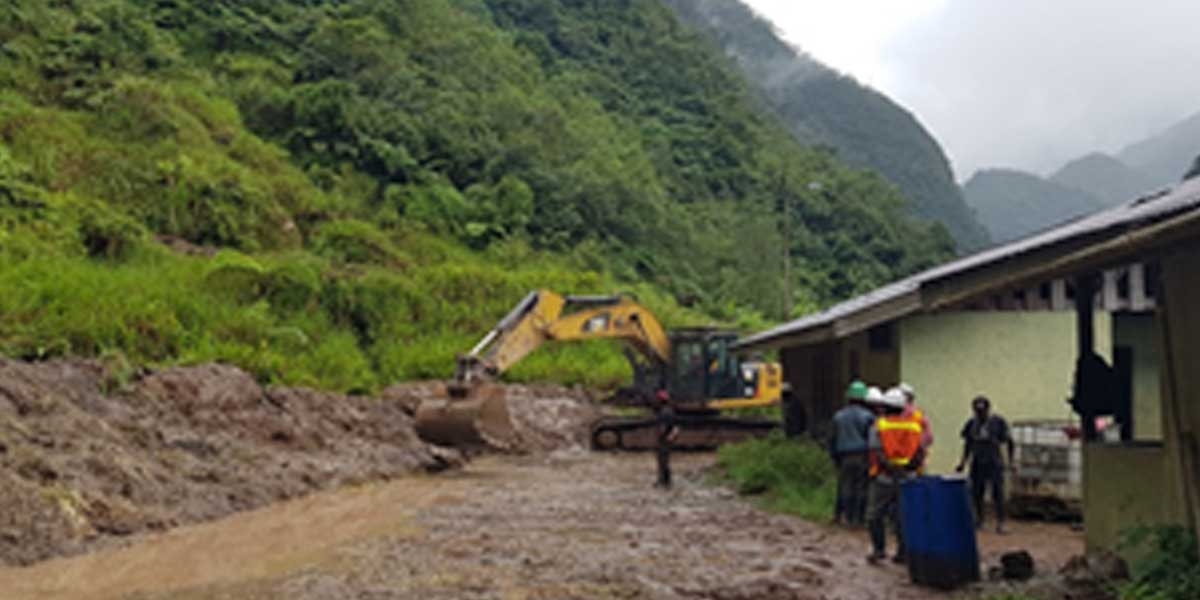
[{"x1": 738, "y1": 178, "x2": 1200, "y2": 551}]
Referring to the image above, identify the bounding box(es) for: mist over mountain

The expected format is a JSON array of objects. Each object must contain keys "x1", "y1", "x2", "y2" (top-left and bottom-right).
[
  {"x1": 966, "y1": 109, "x2": 1200, "y2": 243},
  {"x1": 963, "y1": 169, "x2": 1107, "y2": 244},
  {"x1": 1117, "y1": 111, "x2": 1200, "y2": 186},
  {"x1": 663, "y1": 0, "x2": 991, "y2": 251},
  {"x1": 1049, "y1": 153, "x2": 1158, "y2": 206}
]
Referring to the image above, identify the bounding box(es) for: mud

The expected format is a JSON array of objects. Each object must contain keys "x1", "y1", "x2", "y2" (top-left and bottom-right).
[
  {"x1": 501, "y1": 384, "x2": 601, "y2": 452},
  {"x1": 0, "y1": 360, "x2": 595, "y2": 567},
  {"x1": 0, "y1": 452, "x2": 1085, "y2": 600}
]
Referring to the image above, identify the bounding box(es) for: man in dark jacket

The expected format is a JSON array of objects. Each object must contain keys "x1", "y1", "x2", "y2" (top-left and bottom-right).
[
  {"x1": 956, "y1": 396, "x2": 1016, "y2": 533},
  {"x1": 655, "y1": 390, "x2": 679, "y2": 488},
  {"x1": 829, "y1": 381, "x2": 875, "y2": 526}
]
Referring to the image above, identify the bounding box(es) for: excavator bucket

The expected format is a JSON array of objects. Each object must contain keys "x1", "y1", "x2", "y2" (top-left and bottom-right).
[{"x1": 413, "y1": 382, "x2": 522, "y2": 451}]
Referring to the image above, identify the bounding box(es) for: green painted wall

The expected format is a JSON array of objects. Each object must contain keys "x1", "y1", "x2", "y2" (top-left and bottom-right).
[
  {"x1": 1113, "y1": 314, "x2": 1163, "y2": 441},
  {"x1": 1083, "y1": 444, "x2": 1184, "y2": 552},
  {"x1": 899, "y1": 311, "x2": 1112, "y2": 474}
]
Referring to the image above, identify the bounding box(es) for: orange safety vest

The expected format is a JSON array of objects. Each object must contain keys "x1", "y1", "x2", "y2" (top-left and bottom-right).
[{"x1": 871, "y1": 414, "x2": 924, "y2": 477}]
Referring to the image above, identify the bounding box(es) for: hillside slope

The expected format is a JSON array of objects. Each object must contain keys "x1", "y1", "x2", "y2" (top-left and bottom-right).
[
  {"x1": 662, "y1": 0, "x2": 991, "y2": 251},
  {"x1": 1049, "y1": 152, "x2": 1159, "y2": 206},
  {"x1": 1118, "y1": 110, "x2": 1200, "y2": 185},
  {"x1": 0, "y1": 0, "x2": 953, "y2": 390},
  {"x1": 964, "y1": 169, "x2": 1107, "y2": 243}
]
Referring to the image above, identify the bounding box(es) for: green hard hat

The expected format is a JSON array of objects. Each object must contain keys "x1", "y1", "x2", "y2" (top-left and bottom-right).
[{"x1": 846, "y1": 380, "x2": 868, "y2": 400}]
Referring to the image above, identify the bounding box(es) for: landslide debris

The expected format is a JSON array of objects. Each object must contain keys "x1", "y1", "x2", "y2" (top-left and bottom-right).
[
  {"x1": 0, "y1": 359, "x2": 602, "y2": 566},
  {"x1": 0, "y1": 360, "x2": 454, "y2": 566}
]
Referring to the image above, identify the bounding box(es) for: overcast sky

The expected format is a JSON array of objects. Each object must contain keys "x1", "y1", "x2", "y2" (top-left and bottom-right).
[{"x1": 741, "y1": 0, "x2": 1200, "y2": 181}]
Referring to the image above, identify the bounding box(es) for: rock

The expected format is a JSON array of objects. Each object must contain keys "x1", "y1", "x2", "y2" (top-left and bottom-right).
[
  {"x1": 1060, "y1": 551, "x2": 1129, "y2": 583},
  {"x1": 1001, "y1": 550, "x2": 1036, "y2": 580}
]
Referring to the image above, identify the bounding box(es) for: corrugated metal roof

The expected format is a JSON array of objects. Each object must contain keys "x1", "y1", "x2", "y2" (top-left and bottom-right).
[{"x1": 736, "y1": 176, "x2": 1200, "y2": 350}]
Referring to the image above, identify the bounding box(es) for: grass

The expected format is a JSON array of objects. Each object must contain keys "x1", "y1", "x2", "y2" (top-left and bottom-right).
[
  {"x1": 0, "y1": 227, "x2": 716, "y2": 393},
  {"x1": 1119, "y1": 526, "x2": 1200, "y2": 600},
  {"x1": 715, "y1": 432, "x2": 837, "y2": 521}
]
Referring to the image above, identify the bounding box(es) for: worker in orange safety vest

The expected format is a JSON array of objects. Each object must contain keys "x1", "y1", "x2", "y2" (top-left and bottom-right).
[
  {"x1": 899, "y1": 382, "x2": 933, "y2": 473},
  {"x1": 865, "y1": 387, "x2": 926, "y2": 565}
]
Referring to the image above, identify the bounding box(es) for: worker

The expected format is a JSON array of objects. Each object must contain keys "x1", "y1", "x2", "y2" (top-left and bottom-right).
[
  {"x1": 829, "y1": 381, "x2": 875, "y2": 526},
  {"x1": 655, "y1": 390, "x2": 679, "y2": 489},
  {"x1": 866, "y1": 387, "x2": 925, "y2": 564},
  {"x1": 955, "y1": 396, "x2": 1015, "y2": 534},
  {"x1": 865, "y1": 386, "x2": 885, "y2": 413},
  {"x1": 899, "y1": 382, "x2": 933, "y2": 451}
]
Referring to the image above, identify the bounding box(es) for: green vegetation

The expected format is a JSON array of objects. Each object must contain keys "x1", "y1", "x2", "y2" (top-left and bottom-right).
[
  {"x1": 716, "y1": 433, "x2": 836, "y2": 520},
  {"x1": 1119, "y1": 526, "x2": 1200, "y2": 600},
  {"x1": 663, "y1": 0, "x2": 991, "y2": 251},
  {"x1": 0, "y1": 0, "x2": 954, "y2": 391}
]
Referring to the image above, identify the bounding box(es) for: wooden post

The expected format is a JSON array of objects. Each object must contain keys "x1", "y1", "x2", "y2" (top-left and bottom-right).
[
  {"x1": 1159, "y1": 249, "x2": 1200, "y2": 546},
  {"x1": 1076, "y1": 273, "x2": 1099, "y2": 441}
]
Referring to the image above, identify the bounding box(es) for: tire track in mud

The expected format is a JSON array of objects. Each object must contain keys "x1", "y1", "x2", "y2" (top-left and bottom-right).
[{"x1": 0, "y1": 453, "x2": 1080, "y2": 599}]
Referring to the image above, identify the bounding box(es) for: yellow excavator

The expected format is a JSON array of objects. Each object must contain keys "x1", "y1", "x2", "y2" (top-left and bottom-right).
[{"x1": 413, "y1": 290, "x2": 783, "y2": 451}]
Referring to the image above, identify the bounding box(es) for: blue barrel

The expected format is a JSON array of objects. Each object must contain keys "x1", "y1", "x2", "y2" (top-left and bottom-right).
[{"x1": 900, "y1": 476, "x2": 980, "y2": 588}]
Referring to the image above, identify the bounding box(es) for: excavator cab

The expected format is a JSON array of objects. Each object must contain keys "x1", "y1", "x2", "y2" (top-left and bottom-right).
[
  {"x1": 661, "y1": 329, "x2": 780, "y2": 410},
  {"x1": 665, "y1": 329, "x2": 742, "y2": 404}
]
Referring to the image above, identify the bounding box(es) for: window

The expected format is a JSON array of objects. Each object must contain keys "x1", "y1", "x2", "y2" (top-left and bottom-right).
[
  {"x1": 868, "y1": 323, "x2": 894, "y2": 352},
  {"x1": 1144, "y1": 262, "x2": 1162, "y2": 299}
]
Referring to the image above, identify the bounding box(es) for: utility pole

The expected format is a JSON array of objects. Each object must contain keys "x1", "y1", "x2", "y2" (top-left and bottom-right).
[
  {"x1": 781, "y1": 175, "x2": 791, "y2": 320},
  {"x1": 780, "y1": 179, "x2": 821, "y2": 320}
]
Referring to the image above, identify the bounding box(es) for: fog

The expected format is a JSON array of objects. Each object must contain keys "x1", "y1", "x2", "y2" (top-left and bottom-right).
[{"x1": 744, "y1": 1, "x2": 1200, "y2": 180}]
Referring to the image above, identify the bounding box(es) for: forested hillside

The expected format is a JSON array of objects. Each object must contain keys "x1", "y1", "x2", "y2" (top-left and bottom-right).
[
  {"x1": 963, "y1": 169, "x2": 1106, "y2": 243},
  {"x1": 0, "y1": 0, "x2": 953, "y2": 390},
  {"x1": 662, "y1": 0, "x2": 991, "y2": 251}
]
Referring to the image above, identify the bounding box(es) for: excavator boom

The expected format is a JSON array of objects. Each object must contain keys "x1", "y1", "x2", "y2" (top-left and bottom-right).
[{"x1": 416, "y1": 290, "x2": 673, "y2": 449}]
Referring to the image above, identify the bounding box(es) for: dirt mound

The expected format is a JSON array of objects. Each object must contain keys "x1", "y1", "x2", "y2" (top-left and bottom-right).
[
  {"x1": 502, "y1": 384, "x2": 600, "y2": 453},
  {"x1": 0, "y1": 360, "x2": 461, "y2": 566},
  {"x1": 387, "y1": 381, "x2": 602, "y2": 454}
]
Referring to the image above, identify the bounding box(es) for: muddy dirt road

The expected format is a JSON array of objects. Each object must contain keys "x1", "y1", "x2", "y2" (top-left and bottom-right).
[{"x1": 0, "y1": 452, "x2": 1080, "y2": 600}]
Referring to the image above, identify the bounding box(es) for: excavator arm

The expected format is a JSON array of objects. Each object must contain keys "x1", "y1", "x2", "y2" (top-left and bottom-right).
[
  {"x1": 455, "y1": 289, "x2": 672, "y2": 386},
  {"x1": 416, "y1": 289, "x2": 672, "y2": 450}
]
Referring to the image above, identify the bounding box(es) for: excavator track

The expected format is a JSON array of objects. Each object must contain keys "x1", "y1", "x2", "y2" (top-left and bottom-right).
[{"x1": 590, "y1": 412, "x2": 780, "y2": 452}]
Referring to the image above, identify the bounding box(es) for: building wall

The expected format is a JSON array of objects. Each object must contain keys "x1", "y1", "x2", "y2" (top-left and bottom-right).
[
  {"x1": 899, "y1": 311, "x2": 1112, "y2": 474},
  {"x1": 1158, "y1": 243, "x2": 1200, "y2": 544},
  {"x1": 838, "y1": 327, "x2": 900, "y2": 392},
  {"x1": 1083, "y1": 444, "x2": 1185, "y2": 551},
  {"x1": 1112, "y1": 313, "x2": 1163, "y2": 441},
  {"x1": 1081, "y1": 243, "x2": 1198, "y2": 553},
  {"x1": 780, "y1": 344, "x2": 822, "y2": 435},
  {"x1": 780, "y1": 330, "x2": 900, "y2": 440}
]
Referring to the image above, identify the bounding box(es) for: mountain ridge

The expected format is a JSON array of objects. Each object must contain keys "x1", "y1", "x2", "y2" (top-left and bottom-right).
[
  {"x1": 966, "y1": 108, "x2": 1200, "y2": 242},
  {"x1": 963, "y1": 168, "x2": 1107, "y2": 244},
  {"x1": 662, "y1": 0, "x2": 991, "y2": 251}
]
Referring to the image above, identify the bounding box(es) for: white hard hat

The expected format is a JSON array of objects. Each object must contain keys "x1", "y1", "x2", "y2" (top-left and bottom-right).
[
  {"x1": 865, "y1": 387, "x2": 885, "y2": 405},
  {"x1": 899, "y1": 382, "x2": 915, "y2": 398},
  {"x1": 883, "y1": 387, "x2": 907, "y2": 410}
]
